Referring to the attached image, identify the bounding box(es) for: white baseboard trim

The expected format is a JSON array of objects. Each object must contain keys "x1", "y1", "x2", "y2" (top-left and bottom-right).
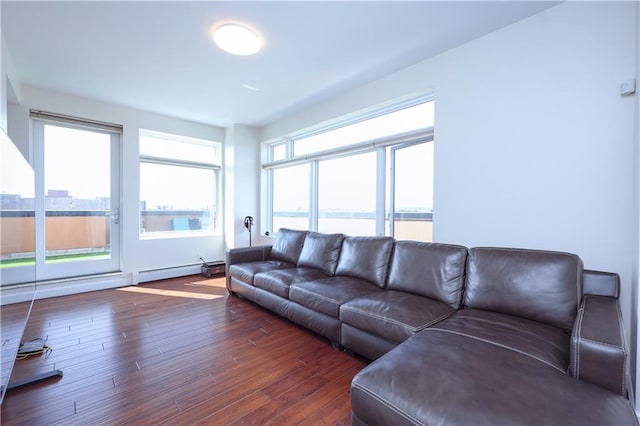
[
  {"x1": 1, "y1": 265, "x2": 203, "y2": 305},
  {"x1": 0, "y1": 282, "x2": 37, "y2": 305},
  {"x1": 1, "y1": 273, "x2": 132, "y2": 305},
  {"x1": 137, "y1": 264, "x2": 200, "y2": 283}
]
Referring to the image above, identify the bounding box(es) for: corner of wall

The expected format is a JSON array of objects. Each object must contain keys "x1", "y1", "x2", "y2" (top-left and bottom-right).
[
  {"x1": 223, "y1": 124, "x2": 261, "y2": 250},
  {"x1": 223, "y1": 125, "x2": 235, "y2": 250},
  {"x1": 2, "y1": 24, "x2": 23, "y2": 133}
]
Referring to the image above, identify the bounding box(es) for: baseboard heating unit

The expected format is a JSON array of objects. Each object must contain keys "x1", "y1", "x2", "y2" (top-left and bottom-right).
[{"x1": 200, "y1": 260, "x2": 225, "y2": 278}]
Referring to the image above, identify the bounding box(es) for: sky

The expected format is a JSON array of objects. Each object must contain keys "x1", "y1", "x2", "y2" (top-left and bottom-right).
[
  {"x1": 2, "y1": 125, "x2": 216, "y2": 212},
  {"x1": 44, "y1": 125, "x2": 111, "y2": 200}
]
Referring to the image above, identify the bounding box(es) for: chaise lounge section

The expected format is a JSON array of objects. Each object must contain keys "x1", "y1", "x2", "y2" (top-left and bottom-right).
[{"x1": 226, "y1": 229, "x2": 637, "y2": 425}]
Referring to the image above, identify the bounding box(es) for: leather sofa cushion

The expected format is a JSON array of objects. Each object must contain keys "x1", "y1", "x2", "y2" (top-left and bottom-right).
[
  {"x1": 335, "y1": 236, "x2": 394, "y2": 288},
  {"x1": 297, "y1": 232, "x2": 345, "y2": 275},
  {"x1": 351, "y1": 329, "x2": 636, "y2": 426},
  {"x1": 432, "y1": 309, "x2": 570, "y2": 372},
  {"x1": 464, "y1": 247, "x2": 582, "y2": 332},
  {"x1": 290, "y1": 276, "x2": 382, "y2": 318},
  {"x1": 254, "y1": 268, "x2": 330, "y2": 299},
  {"x1": 270, "y1": 228, "x2": 308, "y2": 264},
  {"x1": 387, "y1": 241, "x2": 467, "y2": 309},
  {"x1": 340, "y1": 291, "x2": 455, "y2": 343},
  {"x1": 228, "y1": 260, "x2": 294, "y2": 285}
]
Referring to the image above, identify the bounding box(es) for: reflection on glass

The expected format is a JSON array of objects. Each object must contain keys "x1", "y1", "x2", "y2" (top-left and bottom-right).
[
  {"x1": 0, "y1": 128, "x2": 37, "y2": 403},
  {"x1": 1, "y1": 129, "x2": 35, "y2": 268}
]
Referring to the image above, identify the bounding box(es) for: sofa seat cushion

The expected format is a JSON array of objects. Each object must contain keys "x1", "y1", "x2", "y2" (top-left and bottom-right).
[
  {"x1": 253, "y1": 268, "x2": 330, "y2": 299},
  {"x1": 228, "y1": 261, "x2": 294, "y2": 285},
  {"x1": 289, "y1": 277, "x2": 382, "y2": 318},
  {"x1": 351, "y1": 329, "x2": 637, "y2": 426},
  {"x1": 340, "y1": 291, "x2": 455, "y2": 344},
  {"x1": 432, "y1": 308, "x2": 570, "y2": 372}
]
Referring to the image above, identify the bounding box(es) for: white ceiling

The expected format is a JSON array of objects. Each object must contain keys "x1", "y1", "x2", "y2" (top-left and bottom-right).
[{"x1": 2, "y1": 1, "x2": 558, "y2": 129}]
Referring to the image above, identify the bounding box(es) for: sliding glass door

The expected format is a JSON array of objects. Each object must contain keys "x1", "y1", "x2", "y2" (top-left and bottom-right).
[{"x1": 31, "y1": 117, "x2": 121, "y2": 282}]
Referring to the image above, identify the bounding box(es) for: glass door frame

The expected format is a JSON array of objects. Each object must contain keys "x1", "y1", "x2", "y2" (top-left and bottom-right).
[
  {"x1": 388, "y1": 140, "x2": 433, "y2": 239},
  {"x1": 31, "y1": 114, "x2": 121, "y2": 282}
]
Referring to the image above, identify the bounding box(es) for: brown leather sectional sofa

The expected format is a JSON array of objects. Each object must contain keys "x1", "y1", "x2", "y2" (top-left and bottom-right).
[{"x1": 226, "y1": 228, "x2": 637, "y2": 425}]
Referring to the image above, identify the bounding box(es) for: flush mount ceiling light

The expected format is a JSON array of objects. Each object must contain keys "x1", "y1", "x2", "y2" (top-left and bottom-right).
[{"x1": 212, "y1": 23, "x2": 262, "y2": 56}]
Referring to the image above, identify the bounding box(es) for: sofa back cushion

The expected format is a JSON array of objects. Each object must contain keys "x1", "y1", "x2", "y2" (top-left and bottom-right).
[
  {"x1": 387, "y1": 241, "x2": 468, "y2": 309},
  {"x1": 335, "y1": 236, "x2": 394, "y2": 288},
  {"x1": 270, "y1": 228, "x2": 308, "y2": 264},
  {"x1": 464, "y1": 247, "x2": 583, "y2": 332},
  {"x1": 297, "y1": 232, "x2": 345, "y2": 275}
]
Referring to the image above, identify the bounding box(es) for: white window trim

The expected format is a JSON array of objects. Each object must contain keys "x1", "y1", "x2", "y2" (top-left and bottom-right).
[
  {"x1": 263, "y1": 127, "x2": 433, "y2": 170},
  {"x1": 280, "y1": 93, "x2": 433, "y2": 145},
  {"x1": 264, "y1": 130, "x2": 434, "y2": 235},
  {"x1": 138, "y1": 129, "x2": 222, "y2": 238}
]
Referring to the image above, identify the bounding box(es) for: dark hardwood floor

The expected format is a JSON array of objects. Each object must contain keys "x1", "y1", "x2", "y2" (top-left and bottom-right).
[{"x1": 1, "y1": 276, "x2": 367, "y2": 425}]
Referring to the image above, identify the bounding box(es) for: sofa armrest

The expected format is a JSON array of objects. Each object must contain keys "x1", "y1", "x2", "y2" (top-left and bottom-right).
[
  {"x1": 570, "y1": 294, "x2": 627, "y2": 396},
  {"x1": 225, "y1": 246, "x2": 272, "y2": 292},
  {"x1": 226, "y1": 245, "x2": 273, "y2": 266},
  {"x1": 583, "y1": 270, "x2": 620, "y2": 298}
]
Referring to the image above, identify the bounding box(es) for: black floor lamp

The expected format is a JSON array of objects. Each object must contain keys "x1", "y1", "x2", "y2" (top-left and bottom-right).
[{"x1": 244, "y1": 216, "x2": 254, "y2": 247}]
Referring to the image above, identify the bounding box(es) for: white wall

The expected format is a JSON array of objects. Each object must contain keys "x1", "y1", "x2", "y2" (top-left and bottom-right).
[
  {"x1": 261, "y1": 0, "x2": 638, "y2": 388},
  {"x1": 1, "y1": 13, "x2": 22, "y2": 134},
  {"x1": 1, "y1": 1, "x2": 5, "y2": 132},
  {"x1": 7, "y1": 85, "x2": 227, "y2": 291},
  {"x1": 224, "y1": 124, "x2": 269, "y2": 250}
]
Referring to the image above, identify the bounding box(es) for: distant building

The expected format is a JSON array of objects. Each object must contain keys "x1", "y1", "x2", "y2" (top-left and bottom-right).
[{"x1": 1, "y1": 190, "x2": 109, "y2": 212}]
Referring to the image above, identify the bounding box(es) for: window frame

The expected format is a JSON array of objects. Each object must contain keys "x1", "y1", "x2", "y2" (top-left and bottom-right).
[
  {"x1": 138, "y1": 129, "x2": 222, "y2": 239},
  {"x1": 263, "y1": 97, "x2": 434, "y2": 237}
]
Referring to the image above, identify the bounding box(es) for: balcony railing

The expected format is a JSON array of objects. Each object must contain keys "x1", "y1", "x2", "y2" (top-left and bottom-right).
[
  {"x1": 1, "y1": 209, "x2": 432, "y2": 263},
  {"x1": 0, "y1": 210, "x2": 212, "y2": 261},
  {"x1": 273, "y1": 210, "x2": 433, "y2": 241}
]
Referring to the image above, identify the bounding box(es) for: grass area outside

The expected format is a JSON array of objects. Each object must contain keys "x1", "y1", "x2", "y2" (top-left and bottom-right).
[{"x1": 1, "y1": 252, "x2": 110, "y2": 268}]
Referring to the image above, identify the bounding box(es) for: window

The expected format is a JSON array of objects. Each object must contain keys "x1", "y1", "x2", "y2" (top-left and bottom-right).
[
  {"x1": 264, "y1": 98, "x2": 434, "y2": 241},
  {"x1": 294, "y1": 102, "x2": 434, "y2": 157},
  {"x1": 271, "y1": 142, "x2": 288, "y2": 162},
  {"x1": 318, "y1": 152, "x2": 377, "y2": 235},
  {"x1": 387, "y1": 142, "x2": 434, "y2": 241},
  {"x1": 271, "y1": 163, "x2": 309, "y2": 232},
  {"x1": 139, "y1": 130, "x2": 221, "y2": 237}
]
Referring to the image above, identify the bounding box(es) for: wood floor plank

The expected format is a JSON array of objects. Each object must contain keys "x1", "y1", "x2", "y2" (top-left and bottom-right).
[
  {"x1": 268, "y1": 368, "x2": 360, "y2": 425},
  {"x1": 231, "y1": 375, "x2": 330, "y2": 425},
  {"x1": 1, "y1": 276, "x2": 367, "y2": 425},
  {"x1": 194, "y1": 389, "x2": 273, "y2": 426}
]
